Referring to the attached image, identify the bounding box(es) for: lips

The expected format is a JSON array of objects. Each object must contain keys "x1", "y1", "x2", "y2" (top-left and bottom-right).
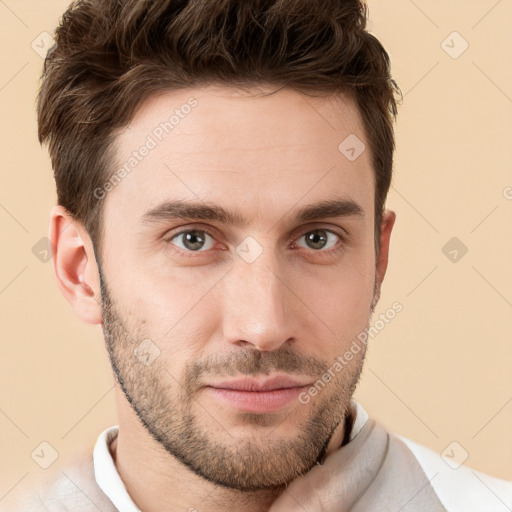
[
  {"x1": 207, "y1": 375, "x2": 309, "y2": 392},
  {"x1": 204, "y1": 375, "x2": 311, "y2": 413}
]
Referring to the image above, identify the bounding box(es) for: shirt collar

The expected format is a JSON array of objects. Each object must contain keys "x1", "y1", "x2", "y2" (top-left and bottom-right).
[
  {"x1": 93, "y1": 425, "x2": 142, "y2": 512},
  {"x1": 93, "y1": 398, "x2": 369, "y2": 511}
]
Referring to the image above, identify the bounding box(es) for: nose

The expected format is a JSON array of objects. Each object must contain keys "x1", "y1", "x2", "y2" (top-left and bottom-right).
[{"x1": 221, "y1": 256, "x2": 299, "y2": 352}]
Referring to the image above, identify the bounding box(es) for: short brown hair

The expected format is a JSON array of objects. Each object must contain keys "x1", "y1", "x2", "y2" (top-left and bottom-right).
[{"x1": 38, "y1": 0, "x2": 401, "y2": 259}]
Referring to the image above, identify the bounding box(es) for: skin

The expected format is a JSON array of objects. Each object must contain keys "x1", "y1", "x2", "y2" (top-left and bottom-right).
[{"x1": 49, "y1": 85, "x2": 395, "y2": 512}]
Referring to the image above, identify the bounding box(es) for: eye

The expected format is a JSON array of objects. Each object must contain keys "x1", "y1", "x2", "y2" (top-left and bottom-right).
[
  {"x1": 166, "y1": 226, "x2": 345, "y2": 257},
  {"x1": 168, "y1": 229, "x2": 216, "y2": 252},
  {"x1": 294, "y1": 229, "x2": 342, "y2": 252}
]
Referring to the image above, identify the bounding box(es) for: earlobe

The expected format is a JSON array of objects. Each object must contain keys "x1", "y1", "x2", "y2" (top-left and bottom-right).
[{"x1": 48, "y1": 205, "x2": 102, "y2": 325}]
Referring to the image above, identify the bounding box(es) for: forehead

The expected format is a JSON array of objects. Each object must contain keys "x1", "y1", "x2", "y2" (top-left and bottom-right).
[{"x1": 104, "y1": 85, "x2": 374, "y2": 227}]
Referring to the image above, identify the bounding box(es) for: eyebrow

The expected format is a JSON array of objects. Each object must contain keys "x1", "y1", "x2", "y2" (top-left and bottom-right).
[{"x1": 140, "y1": 197, "x2": 364, "y2": 227}]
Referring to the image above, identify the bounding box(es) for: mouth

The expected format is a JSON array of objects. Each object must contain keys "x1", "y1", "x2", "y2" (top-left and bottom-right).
[{"x1": 204, "y1": 376, "x2": 311, "y2": 413}]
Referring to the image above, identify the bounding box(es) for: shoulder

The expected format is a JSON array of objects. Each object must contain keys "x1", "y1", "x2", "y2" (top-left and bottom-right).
[
  {"x1": 0, "y1": 452, "x2": 118, "y2": 512},
  {"x1": 395, "y1": 434, "x2": 512, "y2": 512}
]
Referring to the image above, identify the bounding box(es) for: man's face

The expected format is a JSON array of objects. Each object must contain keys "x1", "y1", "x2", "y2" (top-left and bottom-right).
[{"x1": 98, "y1": 86, "x2": 379, "y2": 491}]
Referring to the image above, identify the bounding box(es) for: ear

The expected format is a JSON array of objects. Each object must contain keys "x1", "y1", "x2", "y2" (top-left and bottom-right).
[
  {"x1": 48, "y1": 205, "x2": 102, "y2": 324},
  {"x1": 375, "y1": 209, "x2": 396, "y2": 295}
]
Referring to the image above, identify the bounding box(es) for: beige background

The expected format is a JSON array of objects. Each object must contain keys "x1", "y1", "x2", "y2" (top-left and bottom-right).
[{"x1": 1, "y1": 0, "x2": 511, "y2": 499}]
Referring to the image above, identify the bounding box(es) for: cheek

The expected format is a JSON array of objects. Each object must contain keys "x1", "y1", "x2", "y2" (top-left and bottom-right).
[
  {"x1": 147, "y1": 294, "x2": 219, "y2": 364},
  {"x1": 118, "y1": 263, "x2": 216, "y2": 327},
  {"x1": 308, "y1": 239, "x2": 375, "y2": 297},
  {"x1": 300, "y1": 261, "x2": 375, "y2": 356}
]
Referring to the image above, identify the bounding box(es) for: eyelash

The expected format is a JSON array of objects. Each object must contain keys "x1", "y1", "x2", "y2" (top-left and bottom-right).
[{"x1": 164, "y1": 226, "x2": 347, "y2": 259}]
